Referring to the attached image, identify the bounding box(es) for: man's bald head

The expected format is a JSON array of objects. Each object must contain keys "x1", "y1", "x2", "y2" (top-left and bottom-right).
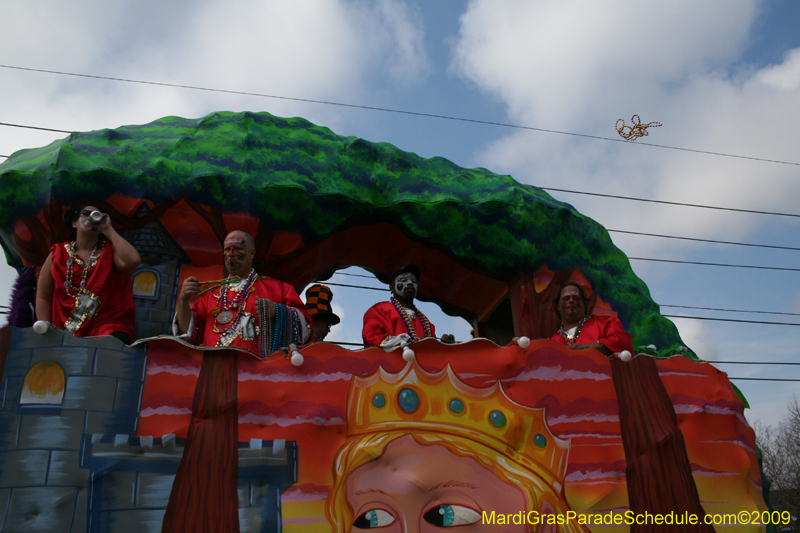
[
  {"x1": 223, "y1": 231, "x2": 256, "y2": 276},
  {"x1": 225, "y1": 231, "x2": 255, "y2": 249}
]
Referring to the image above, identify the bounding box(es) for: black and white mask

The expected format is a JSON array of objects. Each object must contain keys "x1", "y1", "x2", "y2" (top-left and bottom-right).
[{"x1": 392, "y1": 273, "x2": 418, "y2": 299}]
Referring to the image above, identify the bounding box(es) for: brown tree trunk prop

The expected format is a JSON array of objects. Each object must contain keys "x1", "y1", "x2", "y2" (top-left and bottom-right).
[
  {"x1": 509, "y1": 268, "x2": 574, "y2": 339},
  {"x1": 184, "y1": 197, "x2": 229, "y2": 245},
  {"x1": 162, "y1": 349, "x2": 240, "y2": 533},
  {"x1": 611, "y1": 355, "x2": 714, "y2": 532}
]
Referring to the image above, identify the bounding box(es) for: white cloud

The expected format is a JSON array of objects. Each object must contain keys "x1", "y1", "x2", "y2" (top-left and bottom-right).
[
  {"x1": 0, "y1": 0, "x2": 431, "y2": 158},
  {"x1": 668, "y1": 317, "x2": 718, "y2": 361},
  {"x1": 0, "y1": 0, "x2": 431, "y2": 310},
  {"x1": 451, "y1": 0, "x2": 799, "y2": 261},
  {"x1": 453, "y1": 0, "x2": 757, "y2": 125},
  {"x1": 757, "y1": 47, "x2": 800, "y2": 90}
]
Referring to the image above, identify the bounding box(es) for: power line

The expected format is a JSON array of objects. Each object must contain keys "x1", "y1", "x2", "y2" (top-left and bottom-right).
[
  {"x1": 729, "y1": 377, "x2": 800, "y2": 382},
  {"x1": 322, "y1": 279, "x2": 800, "y2": 326},
  {"x1": 664, "y1": 315, "x2": 800, "y2": 326},
  {"x1": 323, "y1": 281, "x2": 385, "y2": 292},
  {"x1": 543, "y1": 187, "x2": 800, "y2": 219},
  {"x1": 335, "y1": 272, "x2": 377, "y2": 280},
  {"x1": 3, "y1": 120, "x2": 798, "y2": 224},
  {"x1": 609, "y1": 229, "x2": 800, "y2": 252},
  {"x1": 630, "y1": 257, "x2": 800, "y2": 272},
  {"x1": 661, "y1": 305, "x2": 800, "y2": 317},
  {"x1": 0, "y1": 121, "x2": 71, "y2": 134},
  {"x1": 321, "y1": 340, "x2": 363, "y2": 347},
  {"x1": 2, "y1": 119, "x2": 800, "y2": 224},
  {"x1": 329, "y1": 275, "x2": 800, "y2": 318},
  {"x1": 2, "y1": 129, "x2": 797, "y2": 272},
  {"x1": 2, "y1": 63, "x2": 799, "y2": 167},
  {"x1": 710, "y1": 360, "x2": 800, "y2": 365}
]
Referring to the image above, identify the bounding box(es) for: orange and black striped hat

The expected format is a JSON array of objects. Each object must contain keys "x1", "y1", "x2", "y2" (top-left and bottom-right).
[{"x1": 304, "y1": 284, "x2": 341, "y2": 325}]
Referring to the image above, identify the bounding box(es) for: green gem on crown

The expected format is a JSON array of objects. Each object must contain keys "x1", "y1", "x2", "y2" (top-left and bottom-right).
[
  {"x1": 398, "y1": 388, "x2": 419, "y2": 413},
  {"x1": 372, "y1": 393, "x2": 386, "y2": 409},
  {"x1": 489, "y1": 410, "x2": 506, "y2": 428},
  {"x1": 449, "y1": 398, "x2": 465, "y2": 414}
]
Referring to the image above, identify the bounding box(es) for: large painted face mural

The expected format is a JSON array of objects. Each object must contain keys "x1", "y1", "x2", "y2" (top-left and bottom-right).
[
  {"x1": 0, "y1": 111, "x2": 773, "y2": 532},
  {"x1": 325, "y1": 362, "x2": 577, "y2": 532}
]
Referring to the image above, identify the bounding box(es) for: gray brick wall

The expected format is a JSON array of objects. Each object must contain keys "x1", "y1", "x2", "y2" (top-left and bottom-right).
[
  {"x1": 0, "y1": 327, "x2": 146, "y2": 532},
  {"x1": 0, "y1": 327, "x2": 297, "y2": 532}
]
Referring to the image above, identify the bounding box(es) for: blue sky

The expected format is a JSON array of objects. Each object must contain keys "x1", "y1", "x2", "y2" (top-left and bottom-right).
[{"x1": 1, "y1": 0, "x2": 799, "y2": 427}]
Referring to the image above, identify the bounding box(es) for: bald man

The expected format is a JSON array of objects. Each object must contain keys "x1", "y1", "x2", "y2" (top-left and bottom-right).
[{"x1": 175, "y1": 230, "x2": 311, "y2": 357}]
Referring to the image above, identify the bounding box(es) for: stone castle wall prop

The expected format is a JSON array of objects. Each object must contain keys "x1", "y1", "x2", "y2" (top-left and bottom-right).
[{"x1": 0, "y1": 327, "x2": 298, "y2": 533}]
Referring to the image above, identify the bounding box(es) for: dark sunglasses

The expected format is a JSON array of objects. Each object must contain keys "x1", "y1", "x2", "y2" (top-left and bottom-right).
[{"x1": 80, "y1": 209, "x2": 94, "y2": 217}]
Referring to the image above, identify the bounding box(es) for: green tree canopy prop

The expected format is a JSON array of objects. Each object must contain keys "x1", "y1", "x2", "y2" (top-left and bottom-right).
[{"x1": 0, "y1": 111, "x2": 690, "y2": 357}]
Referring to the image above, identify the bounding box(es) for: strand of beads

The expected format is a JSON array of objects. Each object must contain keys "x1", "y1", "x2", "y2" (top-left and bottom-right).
[
  {"x1": 216, "y1": 269, "x2": 257, "y2": 335},
  {"x1": 64, "y1": 241, "x2": 104, "y2": 296},
  {"x1": 559, "y1": 316, "x2": 590, "y2": 345},
  {"x1": 270, "y1": 303, "x2": 288, "y2": 354},
  {"x1": 390, "y1": 296, "x2": 433, "y2": 340}
]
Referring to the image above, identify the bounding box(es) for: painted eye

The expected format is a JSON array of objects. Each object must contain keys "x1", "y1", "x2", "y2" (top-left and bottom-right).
[
  {"x1": 353, "y1": 509, "x2": 396, "y2": 529},
  {"x1": 423, "y1": 504, "x2": 481, "y2": 526}
]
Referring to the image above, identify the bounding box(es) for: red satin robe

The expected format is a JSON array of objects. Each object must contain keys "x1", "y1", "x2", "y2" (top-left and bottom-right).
[
  {"x1": 190, "y1": 276, "x2": 311, "y2": 353},
  {"x1": 550, "y1": 314, "x2": 633, "y2": 354},
  {"x1": 362, "y1": 301, "x2": 436, "y2": 347},
  {"x1": 49, "y1": 241, "x2": 135, "y2": 338}
]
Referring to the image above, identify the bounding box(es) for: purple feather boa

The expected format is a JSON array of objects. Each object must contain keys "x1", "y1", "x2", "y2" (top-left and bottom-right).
[{"x1": 6, "y1": 266, "x2": 37, "y2": 328}]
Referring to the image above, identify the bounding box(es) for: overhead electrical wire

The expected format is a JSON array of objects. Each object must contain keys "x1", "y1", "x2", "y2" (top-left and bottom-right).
[
  {"x1": 333, "y1": 274, "x2": 800, "y2": 317},
  {"x1": 0, "y1": 121, "x2": 70, "y2": 134},
  {"x1": 0, "y1": 68, "x2": 796, "y2": 383},
  {"x1": 711, "y1": 360, "x2": 800, "y2": 365},
  {"x1": 1, "y1": 63, "x2": 799, "y2": 166},
  {"x1": 2, "y1": 125, "x2": 799, "y2": 258},
  {"x1": 628, "y1": 257, "x2": 800, "y2": 272},
  {"x1": 321, "y1": 277, "x2": 800, "y2": 326},
  {"x1": 2, "y1": 119, "x2": 799, "y2": 221},
  {"x1": 660, "y1": 304, "x2": 800, "y2": 317},
  {"x1": 663, "y1": 315, "x2": 800, "y2": 326},
  {"x1": 730, "y1": 376, "x2": 799, "y2": 382},
  {"x1": 608, "y1": 229, "x2": 800, "y2": 252},
  {"x1": 542, "y1": 187, "x2": 800, "y2": 219}
]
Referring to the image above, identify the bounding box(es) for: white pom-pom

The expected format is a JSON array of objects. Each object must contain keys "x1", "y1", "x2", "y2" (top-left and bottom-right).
[
  {"x1": 646, "y1": 344, "x2": 657, "y2": 351},
  {"x1": 33, "y1": 320, "x2": 49, "y2": 334},
  {"x1": 619, "y1": 350, "x2": 632, "y2": 362},
  {"x1": 678, "y1": 346, "x2": 688, "y2": 352},
  {"x1": 517, "y1": 336, "x2": 530, "y2": 348},
  {"x1": 402, "y1": 347, "x2": 415, "y2": 361},
  {"x1": 290, "y1": 351, "x2": 304, "y2": 366}
]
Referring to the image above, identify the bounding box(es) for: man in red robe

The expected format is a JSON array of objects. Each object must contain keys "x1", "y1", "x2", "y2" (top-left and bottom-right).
[
  {"x1": 362, "y1": 265, "x2": 454, "y2": 348},
  {"x1": 174, "y1": 230, "x2": 310, "y2": 357},
  {"x1": 36, "y1": 205, "x2": 140, "y2": 343},
  {"x1": 549, "y1": 281, "x2": 633, "y2": 355}
]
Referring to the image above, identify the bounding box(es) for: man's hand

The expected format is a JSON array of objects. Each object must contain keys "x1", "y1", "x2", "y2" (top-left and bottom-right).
[
  {"x1": 568, "y1": 342, "x2": 593, "y2": 350},
  {"x1": 381, "y1": 333, "x2": 411, "y2": 351},
  {"x1": 569, "y1": 341, "x2": 612, "y2": 356},
  {"x1": 441, "y1": 333, "x2": 455, "y2": 344},
  {"x1": 179, "y1": 277, "x2": 200, "y2": 303}
]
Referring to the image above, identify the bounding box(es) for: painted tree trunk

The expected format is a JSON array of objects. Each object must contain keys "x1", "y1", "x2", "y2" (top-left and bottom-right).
[
  {"x1": 510, "y1": 269, "x2": 578, "y2": 339},
  {"x1": 162, "y1": 349, "x2": 240, "y2": 533},
  {"x1": 610, "y1": 355, "x2": 714, "y2": 532},
  {"x1": 509, "y1": 270, "x2": 713, "y2": 531}
]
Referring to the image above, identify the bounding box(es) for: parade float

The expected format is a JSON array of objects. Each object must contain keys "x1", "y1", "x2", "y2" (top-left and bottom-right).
[{"x1": 0, "y1": 111, "x2": 769, "y2": 532}]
